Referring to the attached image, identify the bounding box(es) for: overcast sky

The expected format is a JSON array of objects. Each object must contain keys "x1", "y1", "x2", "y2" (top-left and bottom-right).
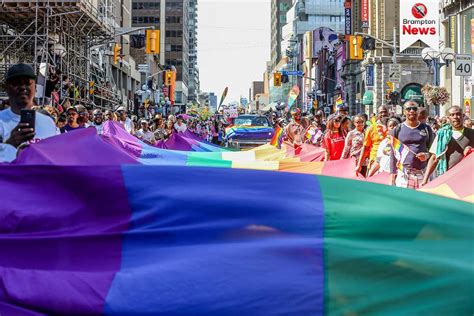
[{"x1": 198, "y1": 0, "x2": 271, "y2": 103}]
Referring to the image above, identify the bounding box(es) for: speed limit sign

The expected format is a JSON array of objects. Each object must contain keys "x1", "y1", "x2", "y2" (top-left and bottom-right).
[{"x1": 455, "y1": 55, "x2": 472, "y2": 77}]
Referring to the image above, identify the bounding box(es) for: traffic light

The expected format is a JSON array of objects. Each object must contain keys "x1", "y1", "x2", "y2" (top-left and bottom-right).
[
  {"x1": 89, "y1": 81, "x2": 95, "y2": 95},
  {"x1": 164, "y1": 70, "x2": 174, "y2": 86},
  {"x1": 144, "y1": 99, "x2": 150, "y2": 108},
  {"x1": 146, "y1": 30, "x2": 160, "y2": 54},
  {"x1": 113, "y1": 44, "x2": 121, "y2": 64},
  {"x1": 274, "y1": 72, "x2": 282, "y2": 86},
  {"x1": 349, "y1": 35, "x2": 363, "y2": 60},
  {"x1": 282, "y1": 74, "x2": 289, "y2": 83},
  {"x1": 361, "y1": 36, "x2": 376, "y2": 51}
]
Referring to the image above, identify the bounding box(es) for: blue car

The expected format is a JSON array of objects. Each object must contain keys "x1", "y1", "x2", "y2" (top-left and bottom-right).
[{"x1": 225, "y1": 115, "x2": 275, "y2": 150}]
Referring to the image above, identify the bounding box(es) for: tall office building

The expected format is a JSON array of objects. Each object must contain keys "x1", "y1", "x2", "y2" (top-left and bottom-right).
[
  {"x1": 188, "y1": 0, "x2": 200, "y2": 103},
  {"x1": 271, "y1": 0, "x2": 292, "y2": 70},
  {"x1": 131, "y1": 0, "x2": 193, "y2": 105}
]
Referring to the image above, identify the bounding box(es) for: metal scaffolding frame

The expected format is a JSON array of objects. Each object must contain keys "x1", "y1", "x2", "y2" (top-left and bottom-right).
[{"x1": 0, "y1": 0, "x2": 123, "y2": 109}]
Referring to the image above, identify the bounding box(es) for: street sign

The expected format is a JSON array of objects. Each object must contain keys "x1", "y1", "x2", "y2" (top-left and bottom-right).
[
  {"x1": 386, "y1": 81, "x2": 394, "y2": 92},
  {"x1": 138, "y1": 64, "x2": 149, "y2": 73},
  {"x1": 455, "y1": 55, "x2": 472, "y2": 76},
  {"x1": 465, "y1": 77, "x2": 473, "y2": 99},
  {"x1": 389, "y1": 64, "x2": 402, "y2": 83},
  {"x1": 281, "y1": 70, "x2": 304, "y2": 77}
]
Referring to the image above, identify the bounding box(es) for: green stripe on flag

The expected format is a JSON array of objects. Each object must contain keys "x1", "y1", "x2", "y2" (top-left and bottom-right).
[
  {"x1": 318, "y1": 176, "x2": 474, "y2": 315},
  {"x1": 186, "y1": 152, "x2": 232, "y2": 168}
]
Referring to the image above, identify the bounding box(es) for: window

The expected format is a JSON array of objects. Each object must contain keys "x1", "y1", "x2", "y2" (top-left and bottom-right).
[
  {"x1": 165, "y1": 30, "x2": 183, "y2": 37},
  {"x1": 132, "y1": 2, "x2": 160, "y2": 10},
  {"x1": 166, "y1": 2, "x2": 182, "y2": 10},
  {"x1": 166, "y1": 16, "x2": 181, "y2": 24}
]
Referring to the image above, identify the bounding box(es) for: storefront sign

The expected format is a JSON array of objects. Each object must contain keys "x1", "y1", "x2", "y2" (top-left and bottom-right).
[
  {"x1": 366, "y1": 65, "x2": 374, "y2": 87},
  {"x1": 361, "y1": 0, "x2": 369, "y2": 28},
  {"x1": 471, "y1": 18, "x2": 474, "y2": 55},
  {"x1": 400, "y1": 0, "x2": 439, "y2": 52},
  {"x1": 345, "y1": 1, "x2": 352, "y2": 36},
  {"x1": 449, "y1": 15, "x2": 456, "y2": 51}
]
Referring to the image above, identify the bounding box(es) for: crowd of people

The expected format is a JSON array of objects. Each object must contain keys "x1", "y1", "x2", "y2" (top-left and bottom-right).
[
  {"x1": 1, "y1": 63, "x2": 473, "y2": 190},
  {"x1": 275, "y1": 101, "x2": 473, "y2": 188}
]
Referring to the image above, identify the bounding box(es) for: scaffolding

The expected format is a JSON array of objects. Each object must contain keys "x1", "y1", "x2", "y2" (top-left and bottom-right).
[{"x1": 0, "y1": 0, "x2": 123, "y2": 109}]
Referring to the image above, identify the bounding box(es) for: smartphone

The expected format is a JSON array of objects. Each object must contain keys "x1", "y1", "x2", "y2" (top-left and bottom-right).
[{"x1": 20, "y1": 109, "x2": 36, "y2": 131}]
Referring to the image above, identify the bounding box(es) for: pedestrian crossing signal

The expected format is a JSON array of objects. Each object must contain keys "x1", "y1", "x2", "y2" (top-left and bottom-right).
[
  {"x1": 349, "y1": 36, "x2": 363, "y2": 60},
  {"x1": 274, "y1": 72, "x2": 282, "y2": 86}
]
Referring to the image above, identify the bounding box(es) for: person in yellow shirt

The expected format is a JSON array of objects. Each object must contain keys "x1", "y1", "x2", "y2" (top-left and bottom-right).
[{"x1": 356, "y1": 105, "x2": 389, "y2": 177}]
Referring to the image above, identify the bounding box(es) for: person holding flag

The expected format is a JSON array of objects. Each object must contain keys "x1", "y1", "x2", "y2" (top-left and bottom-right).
[{"x1": 389, "y1": 101, "x2": 434, "y2": 188}]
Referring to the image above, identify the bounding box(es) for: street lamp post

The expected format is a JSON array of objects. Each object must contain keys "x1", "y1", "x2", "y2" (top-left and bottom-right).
[{"x1": 421, "y1": 47, "x2": 455, "y2": 87}]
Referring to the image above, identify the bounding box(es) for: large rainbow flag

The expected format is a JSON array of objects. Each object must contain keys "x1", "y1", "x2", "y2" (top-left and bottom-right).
[
  {"x1": 1, "y1": 162, "x2": 472, "y2": 314},
  {"x1": 1, "y1": 123, "x2": 473, "y2": 314}
]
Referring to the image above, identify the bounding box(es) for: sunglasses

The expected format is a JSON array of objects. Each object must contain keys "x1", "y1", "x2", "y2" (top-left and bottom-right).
[
  {"x1": 354, "y1": 120, "x2": 364, "y2": 124},
  {"x1": 405, "y1": 106, "x2": 418, "y2": 112},
  {"x1": 334, "y1": 119, "x2": 341, "y2": 123}
]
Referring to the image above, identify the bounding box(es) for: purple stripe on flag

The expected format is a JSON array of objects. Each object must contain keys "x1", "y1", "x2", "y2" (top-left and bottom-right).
[
  {"x1": 0, "y1": 166, "x2": 131, "y2": 315},
  {"x1": 14, "y1": 127, "x2": 138, "y2": 166}
]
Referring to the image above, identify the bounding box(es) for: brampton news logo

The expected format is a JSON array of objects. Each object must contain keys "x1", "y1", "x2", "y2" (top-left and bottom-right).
[
  {"x1": 402, "y1": 2, "x2": 436, "y2": 36},
  {"x1": 400, "y1": 0, "x2": 438, "y2": 52},
  {"x1": 412, "y1": 3, "x2": 427, "y2": 19}
]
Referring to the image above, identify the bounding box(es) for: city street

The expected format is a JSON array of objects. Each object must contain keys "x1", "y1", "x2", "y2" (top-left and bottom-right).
[{"x1": 0, "y1": 0, "x2": 473, "y2": 315}]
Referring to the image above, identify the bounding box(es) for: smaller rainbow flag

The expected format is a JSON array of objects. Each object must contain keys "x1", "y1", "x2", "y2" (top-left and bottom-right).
[
  {"x1": 270, "y1": 126, "x2": 284, "y2": 149},
  {"x1": 389, "y1": 135, "x2": 409, "y2": 171},
  {"x1": 305, "y1": 127, "x2": 322, "y2": 144}
]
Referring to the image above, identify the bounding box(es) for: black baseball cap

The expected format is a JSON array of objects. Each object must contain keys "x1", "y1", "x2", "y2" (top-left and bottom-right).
[{"x1": 5, "y1": 63, "x2": 37, "y2": 82}]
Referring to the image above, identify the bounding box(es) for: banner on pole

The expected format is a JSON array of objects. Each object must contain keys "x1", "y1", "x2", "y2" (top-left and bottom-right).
[
  {"x1": 287, "y1": 86, "x2": 300, "y2": 110},
  {"x1": 361, "y1": 0, "x2": 369, "y2": 28},
  {"x1": 400, "y1": 0, "x2": 439, "y2": 52}
]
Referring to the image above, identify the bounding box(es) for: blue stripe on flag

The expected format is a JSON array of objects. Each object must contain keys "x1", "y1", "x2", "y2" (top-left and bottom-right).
[{"x1": 104, "y1": 166, "x2": 325, "y2": 315}]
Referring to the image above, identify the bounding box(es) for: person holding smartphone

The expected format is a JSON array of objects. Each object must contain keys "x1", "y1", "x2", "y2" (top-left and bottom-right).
[{"x1": 0, "y1": 63, "x2": 57, "y2": 162}]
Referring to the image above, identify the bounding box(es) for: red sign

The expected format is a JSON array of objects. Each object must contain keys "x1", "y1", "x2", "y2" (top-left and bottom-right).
[
  {"x1": 361, "y1": 0, "x2": 369, "y2": 27},
  {"x1": 344, "y1": 0, "x2": 351, "y2": 9},
  {"x1": 412, "y1": 3, "x2": 427, "y2": 19}
]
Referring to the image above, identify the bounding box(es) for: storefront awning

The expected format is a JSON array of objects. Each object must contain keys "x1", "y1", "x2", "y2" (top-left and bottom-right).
[
  {"x1": 362, "y1": 91, "x2": 373, "y2": 105},
  {"x1": 402, "y1": 85, "x2": 424, "y2": 104}
]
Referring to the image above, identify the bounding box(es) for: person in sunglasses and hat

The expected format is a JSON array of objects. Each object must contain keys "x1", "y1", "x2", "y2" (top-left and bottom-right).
[
  {"x1": 389, "y1": 101, "x2": 434, "y2": 188},
  {"x1": 0, "y1": 63, "x2": 57, "y2": 162}
]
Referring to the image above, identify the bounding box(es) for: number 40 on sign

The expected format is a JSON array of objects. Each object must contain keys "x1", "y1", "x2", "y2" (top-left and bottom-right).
[{"x1": 455, "y1": 55, "x2": 472, "y2": 77}]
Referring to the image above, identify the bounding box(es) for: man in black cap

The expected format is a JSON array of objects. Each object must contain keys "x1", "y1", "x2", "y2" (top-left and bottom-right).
[
  {"x1": 0, "y1": 63, "x2": 57, "y2": 162},
  {"x1": 61, "y1": 106, "x2": 84, "y2": 133}
]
